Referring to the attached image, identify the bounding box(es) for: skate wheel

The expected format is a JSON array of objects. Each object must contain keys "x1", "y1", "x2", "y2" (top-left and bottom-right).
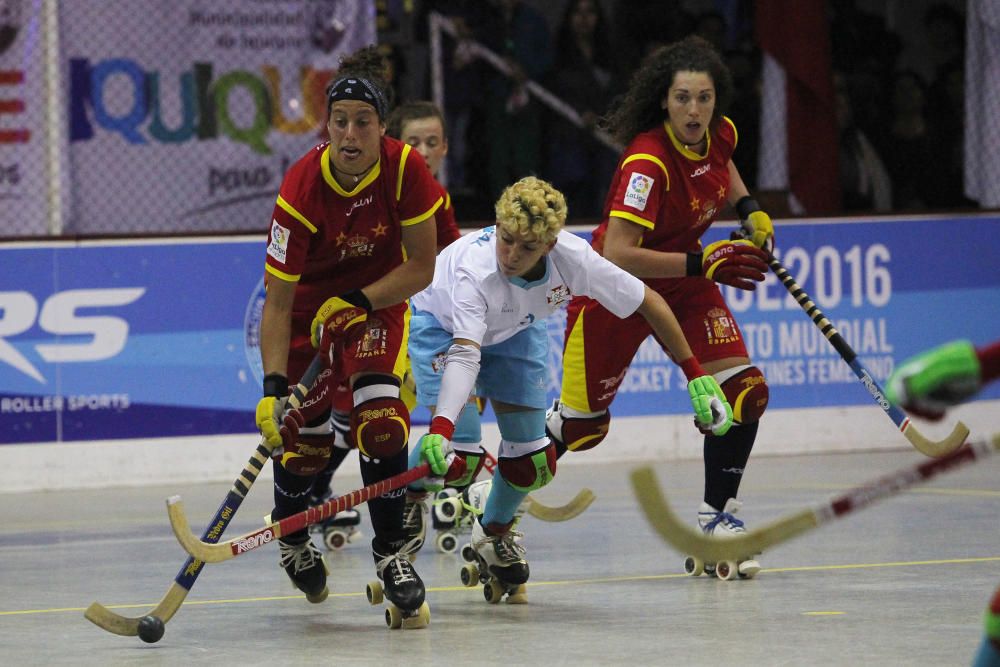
[
  {"x1": 738, "y1": 559, "x2": 761, "y2": 579},
  {"x1": 400, "y1": 602, "x2": 431, "y2": 629},
  {"x1": 716, "y1": 560, "x2": 737, "y2": 581},
  {"x1": 435, "y1": 496, "x2": 463, "y2": 522},
  {"x1": 684, "y1": 556, "x2": 704, "y2": 577},
  {"x1": 436, "y1": 532, "x2": 458, "y2": 554},
  {"x1": 483, "y1": 581, "x2": 504, "y2": 604},
  {"x1": 324, "y1": 529, "x2": 348, "y2": 551},
  {"x1": 385, "y1": 604, "x2": 402, "y2": 629},
  {"x1": 460, "y1": 563, "x2": 479, "y2": 587},
  {"x1": 366, "y1": 580, "x2": 384, "y2": 605},
  {"x1": 460, "y1": 543, "x2": 476, "y2": 563},
  {"x1": 506, "y1": 583, "x2": 528, "y2": 605}
]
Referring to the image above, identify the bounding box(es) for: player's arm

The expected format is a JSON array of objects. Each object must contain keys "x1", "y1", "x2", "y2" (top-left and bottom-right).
[
  {"x1": 260, "y1": 275, "x2": 296, "y2": 378},
  {"x1": 727, "y1": 160, "x2": 774, "y2": 252},
  {"x1": 601, "y1": 217, "x2": 688, "y2": 278},
  {"x1": 635, "y1": 286, "x2": 732, "y2": 435},
  {"x1": 363, "y1": 216, "x2": 438, "y2": 309},
  {"x1": 419, "y1": 336, "x2": 481, "y2": 477}
]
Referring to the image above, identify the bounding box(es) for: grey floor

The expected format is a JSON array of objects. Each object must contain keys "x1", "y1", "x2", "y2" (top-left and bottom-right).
[{"x1": 2, "y1": 447, "x2": 998, "y2": 667}]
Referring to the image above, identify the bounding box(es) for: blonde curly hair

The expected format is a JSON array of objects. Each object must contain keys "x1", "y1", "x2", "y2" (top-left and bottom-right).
[{"x1": 494, "y1": 177, "x2": 567, "y2": 246}]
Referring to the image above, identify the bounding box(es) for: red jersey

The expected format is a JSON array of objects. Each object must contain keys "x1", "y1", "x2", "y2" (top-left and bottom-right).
[
  {"x1": 434, "y1": 180, "x2": 461, "y2": 251},
  {"x1": 264, "y1": 137, "x2": 443, "y2": 315},
  {"x1": 594, "y1": 116, "x2": 738, "y2": 291}
]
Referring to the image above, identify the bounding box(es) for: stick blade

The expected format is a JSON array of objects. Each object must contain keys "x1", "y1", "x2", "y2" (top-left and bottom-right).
[
  {"x1": 84, "y1": 602, "x2": 140, "y2": 636},
  {"x1": 904, "y1": 420, "x2": 969, "y2": 458},
  {"x1": 525, "y1": 488, "x2": 596, "y2": 522},
  {"x1": 167, "y1": 497, "x2": 231, "y2": 564},
  {"x1": 629, "y1": 466, "x2": 818, "y2": 561}
]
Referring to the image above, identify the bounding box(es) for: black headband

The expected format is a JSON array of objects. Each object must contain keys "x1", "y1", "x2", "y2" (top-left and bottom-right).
[{"x1": 326, "y1": 76, "x2": 388, "y2": 119}]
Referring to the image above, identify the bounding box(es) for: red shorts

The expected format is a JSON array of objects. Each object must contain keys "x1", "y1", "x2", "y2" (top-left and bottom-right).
[
  {"x1": 286, "y1": 303, "x2": 409, "y2": 424},
  {"x1": 560, "y1": 277, "x2": 748, "y2": 412}
]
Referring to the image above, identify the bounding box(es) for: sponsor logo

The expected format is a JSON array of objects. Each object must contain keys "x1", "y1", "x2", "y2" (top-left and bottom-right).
[
  {"x1": 546, "y1": 284, "x2": 571, "y2": 307},
  {"x1": 623, "y1": 172, "x2": 653, "y2": 211},
  {"x1": 859, "y1": 369, "x2": 890, "y2": 410},
  {"x1": 267, "y1": 219, "x2": 290, "y2": 263},
  {"x1": 690, "y1": 164, "x2": 711, "y2": 178},
  {"x1": 235, "y1": 528, "x2": 274, "y2": 553},
  {"x1": 0, "y1": 287, "x2": 145, "y2": 383},
  {"x1": 347, "y1": 194, "x2": 373, "y2": 216}
]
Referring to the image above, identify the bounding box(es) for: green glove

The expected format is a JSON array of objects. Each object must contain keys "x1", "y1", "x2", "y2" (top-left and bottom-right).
[
  {"x1": 688, "y1": 375, "x2": 734, "y2": 436},
  {"x1": 886, "y1": 340, "x2": 981, "y2": 420}
]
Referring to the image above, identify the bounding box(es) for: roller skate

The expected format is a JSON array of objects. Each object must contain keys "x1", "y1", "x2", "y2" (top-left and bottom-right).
[
  {"x1": 684, "y1": 499, "x2": 761, "y2": 581},
  {"x1": 431, "y1": 487, "x2": 475, "y2": 555},
  {"x1": 366, "y1": 537, "x2": 430, "y2": 629},
  {"x1": 401, "y1": 491, "x2": 428, "y2": 554},
  {"x1": 458, "y1": 480, "x2": 529, "y2": 604},
  {"x1": 278, "y1": 537, "x2": 330, "y2": 603},
  {"x1": 308, "y1": 488, "x2": 362, "y2": 551}
]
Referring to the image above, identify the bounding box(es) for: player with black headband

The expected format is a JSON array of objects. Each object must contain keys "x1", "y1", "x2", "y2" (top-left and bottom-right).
[{"x1": 255, "y1": 45, "x2": 442, "y2": 626}]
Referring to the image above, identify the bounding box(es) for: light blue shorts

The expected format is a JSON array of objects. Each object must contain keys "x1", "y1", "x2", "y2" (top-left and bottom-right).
[{"x1": 409, "y1": 310, "x2": 549, "y2": 410}]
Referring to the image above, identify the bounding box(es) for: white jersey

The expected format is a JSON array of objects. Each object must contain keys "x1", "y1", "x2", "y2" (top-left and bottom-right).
[{"x1": 411, "y1": 226, "x2": 645, "y2": 347}]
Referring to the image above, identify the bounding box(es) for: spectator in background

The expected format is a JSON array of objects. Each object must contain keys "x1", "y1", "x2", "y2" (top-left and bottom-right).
[
  {"x1": 835, "y1": 72, "x2": 892, "y2": 212},
  {"x1": 925, "y1": 60, "x2": 975, "y2": 209},
  {"x1": 899, "y1": 3, "x2": 965, "y2": 87},
  {"x1": 477, "y1": 0, "x2": 553, "y2": 201},
  {"x1": 879, "y1": 70, "x2": 935, "y2": 210},
  {"x1": 544, "y1": 0, "x2": 619, "y2": 219}
]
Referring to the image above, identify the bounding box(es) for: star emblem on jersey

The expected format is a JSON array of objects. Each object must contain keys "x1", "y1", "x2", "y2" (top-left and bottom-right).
[
  {"x1": 336, "y1": 231, "x2": 347, "y2": 245},
  {"x1": 372, "y1": 221, "x2": 388, "y2": 237},
  {"x1": 689, "y1": 196, "x2": 701, "y2": 212},
  {"x1": 717, "y1": 185, "x2": 727, "y2": 202}
]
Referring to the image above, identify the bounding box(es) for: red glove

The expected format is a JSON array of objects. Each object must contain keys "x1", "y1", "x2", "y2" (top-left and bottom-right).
[{"x1": 688, "y1": 239, "x2": 769, "y2": 290}]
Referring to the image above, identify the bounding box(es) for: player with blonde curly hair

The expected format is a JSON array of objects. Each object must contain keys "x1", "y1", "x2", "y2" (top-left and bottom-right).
[{"x1": 405, "y1": 176, "x2": 734, "y2": 601}]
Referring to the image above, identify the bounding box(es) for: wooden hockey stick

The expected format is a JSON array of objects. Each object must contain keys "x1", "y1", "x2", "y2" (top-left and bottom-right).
[
  {"x1": 630, "y1": 432, "x2": 999, "y2": 562},
  {"x1": 168, "y1": 462, "x2": 433, "y2": 563},
  {"x1": 85, "y1": 353, "x2": 325, "y2": 636},
  {"x1": 482, "y1": 450, "x2": 596, "y2": 521},
  {"x1": 767, "y1": 254, "x2": 968, "y2": 457}
]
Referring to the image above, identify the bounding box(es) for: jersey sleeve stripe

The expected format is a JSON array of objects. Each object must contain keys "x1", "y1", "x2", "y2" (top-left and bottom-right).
[
  {"x1": 723, "y1": 116, "x2": 738, "y2": 147},
  {"x1": 609, "y1": 210, "x2": 655, "y2": 229},
  {"x1": 401, "y1": 196, "x2": 443, "y2": 226},
  {"x1": 276, "y1": 195, "x2": 318, "y2": 233},
  {"x1": 396, "y1": 144, "x2": 412, "y2": 201},
  {"x1": 264, "y1": 263, "x2": 300, "y2": 282},
  {"x1": 621, "y1": 153, "x2": 670, "y2": 190}
]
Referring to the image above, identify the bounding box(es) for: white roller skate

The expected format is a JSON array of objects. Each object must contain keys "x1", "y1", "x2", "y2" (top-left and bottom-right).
[
  {"x1": 457, "y1": 480, "x2": 529, "y2": 604},
  {"x1": 431, "y1": 487, "x2": 475, "y2": 554},
  {"x1": 684, "y1": 499, "x2": 761, "y2": 581}
]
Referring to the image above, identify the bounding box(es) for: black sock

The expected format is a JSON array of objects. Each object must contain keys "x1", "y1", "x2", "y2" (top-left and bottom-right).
[
  {"x1": 703, "y1": 421, "x2": 759, "y2": 510},
  {"x1": 360, "y1": 446, "x2": 408, "y2": 543},
  {"x1": 310, "y1": 445, "x2": 351, "y2": 498},
  {"x1": 272, "y1": 464, "x2": 315, "y2": 544}
]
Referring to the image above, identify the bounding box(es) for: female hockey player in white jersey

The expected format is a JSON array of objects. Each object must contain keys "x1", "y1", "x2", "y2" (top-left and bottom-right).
[{"x1": 408, "y1": 176, "x2": 734, "y2": 600}]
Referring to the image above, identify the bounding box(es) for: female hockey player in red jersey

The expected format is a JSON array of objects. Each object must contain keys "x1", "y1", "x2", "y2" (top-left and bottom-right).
[{"x1": 546, "y1": 35, "x2": 774, "y2": 579}]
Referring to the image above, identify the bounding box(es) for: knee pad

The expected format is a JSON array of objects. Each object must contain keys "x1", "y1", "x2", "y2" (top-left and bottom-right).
[
  {"x1": 546, "y1": 401, "x2": 610, "y2": 452},
  {"x1": 497, "y1": 440, "x2": 557, "y2": 492},
  {"x1": 351, "y1": 395, "x2": 409, "y2": 459},
  {"x1": 278, "y1": 432, "x2": 336, "y2": 476},
  {"x1": 448, "y1": 444, "x2": 486, "y2": 488},
  {"x1": 717, "y1": 365, "x2": 769, "y2": 424}
]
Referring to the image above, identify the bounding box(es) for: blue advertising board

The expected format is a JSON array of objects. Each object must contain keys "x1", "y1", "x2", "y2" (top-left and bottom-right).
[{"x1": 1, "y1": 215, "x2": 998, "y2": 444}]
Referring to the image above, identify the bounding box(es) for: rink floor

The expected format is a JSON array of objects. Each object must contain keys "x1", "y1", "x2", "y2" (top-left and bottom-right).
[{"x1": 2, "y1": 445, "x2": 998, "y2": 666}]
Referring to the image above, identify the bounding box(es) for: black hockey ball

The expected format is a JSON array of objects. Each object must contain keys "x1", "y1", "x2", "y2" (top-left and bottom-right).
[{"x1": 137, "y1": 615, "x2": 165, "y2": 643}]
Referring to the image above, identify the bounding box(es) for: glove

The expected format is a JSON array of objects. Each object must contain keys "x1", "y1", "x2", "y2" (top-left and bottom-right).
[
  {"x1": 310, "y1": 290, "x2": 372, "y2": 356},
  {"x1": 886, "y1": 340, "x2": 981, "y2": 421},
  {"x1": 418, "y1": 416, "x2": 456, "y2": 491},
  {"x1": 688, "y1": 239, "x2": 768, "y2": 290},
  {"x1": 687, "y1": 374, "x2": 733, "y2": 436},
  {"x1": 735, "y1": 196, "x2": 774, "y2": 253},
  {"x1": 255, "y1": 373, "x2": 306, "y2": 450}
]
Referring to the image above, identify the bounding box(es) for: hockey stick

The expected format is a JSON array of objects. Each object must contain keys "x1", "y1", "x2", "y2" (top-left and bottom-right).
[
  {"x1": 766, "y1": 253, "x2": 968, "y2": 457},
  {"x1": 630, "y1": 432, "x2": 1000, "y2": 562},
  {"x1": 168, "y1": 462, "x2": 433, "y2": 563},
  {"x1": 85, "y1": 353, "x2": 325, "y2": 636},
  {"x1": 482, "y1": 450, "x2": 596, "y2": 521}
]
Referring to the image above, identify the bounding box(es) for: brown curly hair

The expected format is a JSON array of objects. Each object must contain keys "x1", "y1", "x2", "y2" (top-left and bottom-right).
[
  {"x1": 602, "y1": 35, "x2": 733, "y2": 145},
  {"x1": 495, "y1": 177, "x2": 567, "y2": 246},
  {"x1": 325, "y1": 45, "x2": 394, "y2": 115}
]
